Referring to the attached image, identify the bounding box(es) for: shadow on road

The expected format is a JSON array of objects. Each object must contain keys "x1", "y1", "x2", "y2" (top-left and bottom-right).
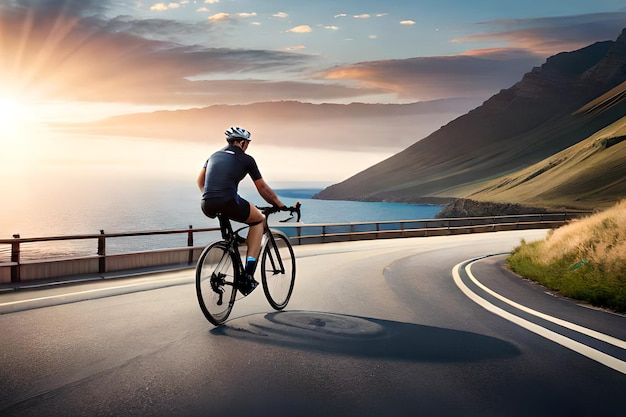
[{"x1": 210, "y1": 310, "x2": 520, "y2": 363}]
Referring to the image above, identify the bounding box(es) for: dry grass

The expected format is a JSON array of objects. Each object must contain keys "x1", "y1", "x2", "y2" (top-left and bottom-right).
[
  {"x1": 507, "y1": 199, "x2": 626, "y2": 312},
  {"x1": 538, "y1": 199, "x2": 626, "y2": 273}
]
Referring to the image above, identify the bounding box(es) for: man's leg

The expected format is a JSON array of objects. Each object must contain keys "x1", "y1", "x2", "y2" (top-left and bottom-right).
[{"x1": 245, "y1": 203, "x2": 265, "y2": 275}]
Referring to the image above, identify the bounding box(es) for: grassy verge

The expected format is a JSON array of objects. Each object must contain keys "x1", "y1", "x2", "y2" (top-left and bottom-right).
[{"x1": 506, "y1": 199, "x2": 626, "y2": 313}]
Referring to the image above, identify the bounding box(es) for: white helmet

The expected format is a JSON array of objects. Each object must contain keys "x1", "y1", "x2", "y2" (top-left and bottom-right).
[{"x1": 225, "y1": 126, "x2": 251, "y2": 141}]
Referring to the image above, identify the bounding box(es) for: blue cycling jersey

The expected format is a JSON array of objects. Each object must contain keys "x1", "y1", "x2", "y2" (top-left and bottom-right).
[{"x1": 201, "y1": 145, "x2": 262, "y2": 201}]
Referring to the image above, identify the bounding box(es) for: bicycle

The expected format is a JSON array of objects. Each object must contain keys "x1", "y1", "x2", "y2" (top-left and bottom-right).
[{"x1": 195, "y1": 203, "x2": 301, "y2": 325}]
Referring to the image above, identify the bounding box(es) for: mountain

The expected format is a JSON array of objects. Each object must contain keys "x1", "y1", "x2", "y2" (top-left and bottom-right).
[
  {"x1": 314, "y1": 29, "x2": 626, "y2": 210},
  {"x1": 53, "y1": 98, "x2": 481, "y2": 152}
]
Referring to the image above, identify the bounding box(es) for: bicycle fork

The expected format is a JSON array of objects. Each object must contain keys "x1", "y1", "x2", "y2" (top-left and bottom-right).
[{"x1": 264, "y1": 235, "x2": 286, "y2": 275}]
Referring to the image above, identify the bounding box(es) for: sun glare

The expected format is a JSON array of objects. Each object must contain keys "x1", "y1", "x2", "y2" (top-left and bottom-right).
[
  {"x1": 0, "y1": 96, "x2": 44, "y2": 173},
  {"x1": 0, "y1": 96, "x2": 30, "y2": 137}
]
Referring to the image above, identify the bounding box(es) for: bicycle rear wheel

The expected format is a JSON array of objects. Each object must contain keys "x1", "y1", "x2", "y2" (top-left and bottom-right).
[
  {"x1": 196, "y1": 241, "x2": 238, "y2": 325},
  {"x1": 260, "y1": 231, "x2": 296, "y2": 310}
]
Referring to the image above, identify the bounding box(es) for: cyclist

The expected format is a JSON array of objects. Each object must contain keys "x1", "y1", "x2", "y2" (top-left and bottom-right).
[{"x1": 197, "y1": 126, "x2": 288, "y2": 295}]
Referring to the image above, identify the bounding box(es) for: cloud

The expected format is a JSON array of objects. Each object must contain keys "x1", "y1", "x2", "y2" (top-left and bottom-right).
[
  {"x1": 208, "y1": 12, "x2": 229, "y2": 21},
  {"x1": 106, "y1": 15, "x2": 212, "y2": 42},
  {"x1": 309, "y1": 11, "x2": 625, "y2": 102},
  {"x1": 334, "y1": 14, "x2": 347, "y2": 18},
  {"x1": 204, "y1": 0, "x2": 220, "y2": 3},
  {"x1": 456, "y1": 12, "x2": 626, "y2": 55},
  {"x1": 316, "y1": 49, "x2": 545, "y2": 101},
  {"x1": 207, "y1": 11, "x2": 258, "y2": 22},
  {"x1": 273, "y1": 12, "x2": 288, "y2": 19},
  {"x1": 354, "y1": 14, "x2": 371, "y2": 19},
  {"x1": 149, "y1": 2, "x2": 183, "y2": 11},
  {"x1": 287, "y1": 25, "x2": 312, "y2": 33},
  {"x1": 2, "y1": 1, "x2": 624, "y2": 116},
  {"x1": 150, "y1": 3, "x2": 168, "y2": 12},
  {"x1": 400, "y1": 20, "x2": 416, "y2": 26},
  {"x1": 0, "y1": 2, "x2": 323, "y2": 107}
]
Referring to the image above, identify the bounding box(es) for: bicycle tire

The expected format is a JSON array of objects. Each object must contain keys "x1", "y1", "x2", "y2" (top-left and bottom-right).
[
  {"x1": 260, "y1": 231, "x2": 296, "y2": 310},
  {"x1": 196, "y1": 241, "x2": 238, "y2": 325}
]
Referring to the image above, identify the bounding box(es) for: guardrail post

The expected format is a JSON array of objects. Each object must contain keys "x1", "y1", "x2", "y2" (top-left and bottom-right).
[
  {"x1": 10, "y1": 234, "x2": 20, "y2": 283},
  {"x1": 98, "y1": 230, "x2": 106, "y2": 273},
  {"x1": 187, "y1": 225, "x2": 194, "y2": 265}
]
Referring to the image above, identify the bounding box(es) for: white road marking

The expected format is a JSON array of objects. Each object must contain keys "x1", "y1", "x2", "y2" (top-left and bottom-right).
[
  {"x1": 0, "y1": 276, "x2": 191, "y2": 307},
  {"x1": 452, "y1": 257, "x2": 626, "y2": 374}
]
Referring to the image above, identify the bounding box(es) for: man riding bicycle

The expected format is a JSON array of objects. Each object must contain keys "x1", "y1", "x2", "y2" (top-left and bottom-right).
[{"x1": 197, "y1": 126, "x2": 289, "y2": 295}]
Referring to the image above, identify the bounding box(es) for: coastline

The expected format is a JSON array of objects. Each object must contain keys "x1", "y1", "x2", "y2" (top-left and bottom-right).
[{"x1": 311, "y1": 192, "x2": 570, "y2": 218}]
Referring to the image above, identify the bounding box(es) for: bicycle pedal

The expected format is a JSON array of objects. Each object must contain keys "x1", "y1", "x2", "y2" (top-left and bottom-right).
[{"x1": 237, "y1": 278, "x2": 258, "y2": 296}]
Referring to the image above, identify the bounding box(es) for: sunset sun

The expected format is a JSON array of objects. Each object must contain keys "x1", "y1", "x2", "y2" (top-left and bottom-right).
[{"x1": 0, "y1": 96, "x2": 30, "y2": 137}]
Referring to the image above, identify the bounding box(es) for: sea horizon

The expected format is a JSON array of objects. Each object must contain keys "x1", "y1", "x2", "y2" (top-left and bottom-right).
[{"x1": 0, "y1": 183, "x2": 443, "y2": 262}]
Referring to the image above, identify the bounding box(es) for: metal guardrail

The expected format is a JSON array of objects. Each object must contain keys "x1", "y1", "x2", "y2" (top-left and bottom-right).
[
  {"x1": 0, "y1": 226, "x2": 220, "y2": 284},
  {"x1": 284, "y1": 212, "x2": 588, "y2": 244},
  {"x1": 0, "y1": 212, "x2": 591, "y2": 285}
]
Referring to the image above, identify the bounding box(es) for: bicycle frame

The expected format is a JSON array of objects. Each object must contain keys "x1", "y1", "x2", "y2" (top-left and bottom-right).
[
  {"x1": 196, "y1": 203, "x2": 300, "y2": 324},
  {"x1": 215, "y1": 215, "x2": 246, "y2": 281},
  {"x1": 215, "y1": 209, "x2": 286, "y2": 278},
  {"x1": 262, "y1": 231, "x2": 286, "y2": 275}
]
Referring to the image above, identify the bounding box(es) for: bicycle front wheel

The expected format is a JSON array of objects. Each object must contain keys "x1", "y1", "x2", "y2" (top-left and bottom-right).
[
  {"x1": 261, "y1": 231, "x2": 296, "y2": 310},
  {"x1": 196, "y1": 242, "x2": 238, "y2": 325}
]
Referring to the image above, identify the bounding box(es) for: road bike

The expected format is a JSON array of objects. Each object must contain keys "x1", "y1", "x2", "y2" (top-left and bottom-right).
[{"x1": 195, "y1": 203, "x2": 301, "y2": 325}]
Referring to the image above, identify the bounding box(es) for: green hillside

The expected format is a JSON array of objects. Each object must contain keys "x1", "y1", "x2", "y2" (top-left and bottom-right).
[{"x1": 467, "y1": 115, "x2": 626, "y2": 210}]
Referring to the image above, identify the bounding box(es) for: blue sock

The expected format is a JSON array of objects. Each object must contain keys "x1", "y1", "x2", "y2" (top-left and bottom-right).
[{"x1": 245, "y1": 256, "x2": 257, "y2": 276}]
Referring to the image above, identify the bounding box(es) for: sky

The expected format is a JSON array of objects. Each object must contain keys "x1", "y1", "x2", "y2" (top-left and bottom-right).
[{"x1": 1, "y1": 0, "x2": 626, "y2": 190}]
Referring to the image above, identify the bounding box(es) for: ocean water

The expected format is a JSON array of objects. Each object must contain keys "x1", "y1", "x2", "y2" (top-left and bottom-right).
[
  {"x1": 273, "y1": 189, "x2": 442, "y2": 224},
  {"x1": 0, "y1": 129, "x2": 443, "y2": 262},
  {"x1": 0, "y1": 180, "x2": 442, "y2": 262}
]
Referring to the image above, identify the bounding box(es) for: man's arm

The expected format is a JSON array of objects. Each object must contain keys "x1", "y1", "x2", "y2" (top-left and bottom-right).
[
  {"x1": 254, "y1": 178, "x2": 285, "y2": 207},
  {"x1": 196, "y1": 168, "x2": 206, "y2": 193}
]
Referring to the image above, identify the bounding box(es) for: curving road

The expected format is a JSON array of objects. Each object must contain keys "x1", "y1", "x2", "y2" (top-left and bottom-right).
[{"x1": 0, "y1": 230, "x2": 624, "y2": 417}]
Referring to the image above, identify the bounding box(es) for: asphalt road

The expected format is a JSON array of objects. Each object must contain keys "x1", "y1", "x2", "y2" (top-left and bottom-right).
[{"x1": 1, "y1": 230, "x2": 624, "y2": 417}]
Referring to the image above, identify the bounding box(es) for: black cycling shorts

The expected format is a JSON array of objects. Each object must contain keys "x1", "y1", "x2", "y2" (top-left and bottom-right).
[{"x1": 201, "y1": 195, "x2": 251, "y2": 224}]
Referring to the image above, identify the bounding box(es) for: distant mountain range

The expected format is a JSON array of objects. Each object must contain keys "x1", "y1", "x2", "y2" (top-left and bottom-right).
[
  {"x1": 315, "y1": 28, "x2": 626, "y2": 211},
  {"x1": 55, "y1": 98, "x2": 481, "y2": 153}
]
